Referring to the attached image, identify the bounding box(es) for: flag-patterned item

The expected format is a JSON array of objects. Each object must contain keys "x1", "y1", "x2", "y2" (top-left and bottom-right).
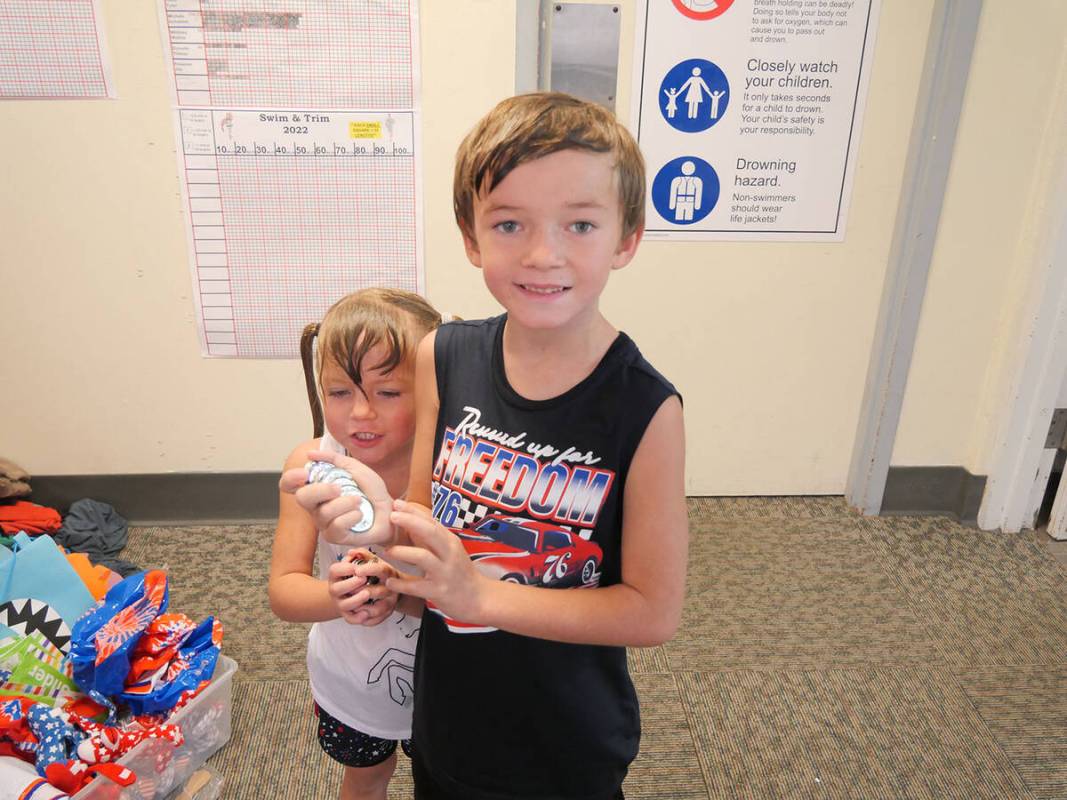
[{"x1": 68, "y1": 571, "x2": 168, "y2": 702}]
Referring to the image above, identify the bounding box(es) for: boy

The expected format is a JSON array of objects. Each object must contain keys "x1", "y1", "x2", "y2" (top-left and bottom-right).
[{"x1": 291, "y1": 92, "x2": 688, "y2": 799}]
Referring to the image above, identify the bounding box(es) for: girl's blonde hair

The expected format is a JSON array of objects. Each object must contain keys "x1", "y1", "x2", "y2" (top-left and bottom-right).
[{"x1": 312, "y1": 288, "x2": 442, "y2": 389}]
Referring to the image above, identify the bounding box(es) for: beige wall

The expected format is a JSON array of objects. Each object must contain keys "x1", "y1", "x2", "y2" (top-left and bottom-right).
[
  {"x1": 892, "y1": 0, "x2": 1067, "y2": 476},
  {"x1": 2, "y1": 0, "x2": 983, "y2": 495}
]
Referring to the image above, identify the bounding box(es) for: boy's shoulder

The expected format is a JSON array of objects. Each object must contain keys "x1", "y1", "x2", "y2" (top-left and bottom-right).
[
  {"x1": 434, "y1": 314, "x2": 504, "y2": 349},
  {"x1": 438, "y1": 314, "x2": 503, "y2": 332},
  {"x1": 611, "y1": 330, "x2": 680, "y2": 403}
]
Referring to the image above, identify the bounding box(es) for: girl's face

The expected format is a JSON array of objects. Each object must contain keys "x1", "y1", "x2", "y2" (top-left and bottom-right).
[{"x1": 320, "y1": 343, "x2": 417, "y2": 476}]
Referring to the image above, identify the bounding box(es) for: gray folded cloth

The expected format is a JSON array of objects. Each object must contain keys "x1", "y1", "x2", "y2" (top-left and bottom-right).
[{"x1": 55, "y1": 498, "x2": 140, "y2": 576}]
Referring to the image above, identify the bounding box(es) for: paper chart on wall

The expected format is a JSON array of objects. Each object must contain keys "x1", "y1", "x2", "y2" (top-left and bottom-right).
[
  {"x1": 0, "y1": 0, "x2": 115, "y2": 98},
  {"x1": 631, "y1": 0, "x2": 881, "y2": 241},
  {"x1": 160, "y1": 0, "x2": 423, "y2": 358}
]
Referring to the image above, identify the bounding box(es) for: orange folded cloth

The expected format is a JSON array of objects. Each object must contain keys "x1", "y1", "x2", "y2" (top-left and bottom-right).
[
  {"x1": 64, "y1": 551, "x2": 113, "y2": 600},
  {"x1": 0, "y1": 500, "x2": 62, "y2": 534}
]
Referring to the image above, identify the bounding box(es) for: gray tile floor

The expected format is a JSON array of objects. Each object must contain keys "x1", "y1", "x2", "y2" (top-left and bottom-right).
[
  {"x1": 131, "y1": 499, "x2": 1067, "y2": 799},
  {"x1": 1033, "y1": 526, "x2": 1067, "y2": 565}
]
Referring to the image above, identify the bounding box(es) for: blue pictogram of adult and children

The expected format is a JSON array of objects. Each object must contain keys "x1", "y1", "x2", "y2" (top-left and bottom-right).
[{"x1": 658, "y1": 58, "x2": 730, "y2": 133}]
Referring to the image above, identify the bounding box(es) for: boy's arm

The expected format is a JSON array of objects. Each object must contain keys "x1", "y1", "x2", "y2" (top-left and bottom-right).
[
  {"x1": 406, "y1": 329, "x2": 440, "y2": 511},
  {"x1": 383, "y1": 329, "x2": 440, "y2": 600},
  {"x1": 269, "y1": 442, "x2": 394, "y2": 623},
  {"x1": 386, "y1": 395, "x2": 688, "y2": 647}
]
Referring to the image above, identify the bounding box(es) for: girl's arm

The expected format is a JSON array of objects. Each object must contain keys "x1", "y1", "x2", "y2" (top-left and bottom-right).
[
  {"x1": 269, "y1": 441, "x2": 394, "y2": 623},
  {"x1": 386, "y1": 395, "x2": 688, "y2": 647}
]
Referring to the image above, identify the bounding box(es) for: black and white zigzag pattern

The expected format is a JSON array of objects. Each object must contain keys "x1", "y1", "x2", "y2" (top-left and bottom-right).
[{"x1": 0, "y1": 598, "x2": 72, "y2": 653}]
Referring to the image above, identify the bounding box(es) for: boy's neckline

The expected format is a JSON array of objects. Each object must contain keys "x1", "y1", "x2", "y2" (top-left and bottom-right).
[{"x1": 492, "y1": 314, "x2": 627, "y2": 406}]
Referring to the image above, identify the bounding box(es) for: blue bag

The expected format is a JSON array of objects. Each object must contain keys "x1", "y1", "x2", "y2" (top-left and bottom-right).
[
  {"x1": 68, "y1": 570, "x2": 169, "y2": 701},
  {"x1": 0, "y1": 533, "x2": 95, "y2": 652}
]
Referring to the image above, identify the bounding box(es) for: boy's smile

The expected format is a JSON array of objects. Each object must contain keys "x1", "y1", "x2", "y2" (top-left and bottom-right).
[{"x1": 464, "y1": 149, "x2": 641, "y2": 337}]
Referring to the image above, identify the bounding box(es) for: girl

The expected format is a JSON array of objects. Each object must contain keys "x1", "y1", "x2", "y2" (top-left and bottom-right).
[{"x1": 268, "y1": 288, "x2": 442, "y2": 800}]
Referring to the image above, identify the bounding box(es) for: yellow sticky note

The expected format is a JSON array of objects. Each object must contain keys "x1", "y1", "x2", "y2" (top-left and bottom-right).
[{"x1": 349, "y1": 121, "x2": 382, "y2": 139}]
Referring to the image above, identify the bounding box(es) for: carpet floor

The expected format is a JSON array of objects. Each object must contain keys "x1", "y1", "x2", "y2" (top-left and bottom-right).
[{"x1": 121, "y1": 498, "x2": 1067, "y2": 799}]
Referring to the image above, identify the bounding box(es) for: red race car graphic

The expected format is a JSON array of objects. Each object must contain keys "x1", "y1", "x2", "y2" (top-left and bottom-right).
[{"x1": 453, "y1": 515, "x2": 602, "y2": 588}]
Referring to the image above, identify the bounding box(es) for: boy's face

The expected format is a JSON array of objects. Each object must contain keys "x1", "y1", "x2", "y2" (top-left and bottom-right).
[
  {"x1": 320, "y1": 344, "x2": 416, "y2": 474},
  {"x1": 463, "y1": 149, "x2": 641, "y2": 334}
]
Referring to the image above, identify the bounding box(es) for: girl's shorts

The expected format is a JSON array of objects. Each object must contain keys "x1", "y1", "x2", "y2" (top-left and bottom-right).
[{"x1": 314, "y1": 702, "x2": 413, "y2": 768}]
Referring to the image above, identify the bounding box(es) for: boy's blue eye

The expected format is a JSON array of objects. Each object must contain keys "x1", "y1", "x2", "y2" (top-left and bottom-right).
[
  {"x1": 494, "y1": 221, "x2": 519, "y2": 234},
  {"x1": 571, "y1": 221, "x2": 595, "y2": 234}
]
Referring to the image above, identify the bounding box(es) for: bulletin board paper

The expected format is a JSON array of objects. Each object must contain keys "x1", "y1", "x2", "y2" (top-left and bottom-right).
[
  {"x1": 0, "y1": 0, "x2": 115, "y2": 98},
  {"x1": 160, "y1": 0, "x2": 423, "y2": 358},
  {"x1": 631, "y1": 0, "x2": 881, "y2": 240}
]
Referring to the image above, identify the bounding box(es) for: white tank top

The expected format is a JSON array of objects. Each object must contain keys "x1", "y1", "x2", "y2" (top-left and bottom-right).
[{"x1": 305, "y1": 432, "x2": 420, "y2": 739}]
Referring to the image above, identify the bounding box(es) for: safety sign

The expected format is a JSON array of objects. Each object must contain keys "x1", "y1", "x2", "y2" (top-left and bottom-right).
[
  {"x1": 659, "y1": 59, "x2": 730, "y2": 133},
  {"x1": 671, "y1": 0, "x2": 736, "y2": 22},
  {"x1": 651, "y1": 157, "x2": 720, "y2": 225},
  {"x1": 632, "y1": 0, "x2": 881, "y2": 240}
]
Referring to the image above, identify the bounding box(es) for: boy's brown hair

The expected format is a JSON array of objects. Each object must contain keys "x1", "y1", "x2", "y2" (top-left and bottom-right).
[
  {"x1": 314, "y1": 288, "x2": 441, "y2": 390},
  {"x1": 453, "y1": 92, "x2": 646, "y2": 239}
]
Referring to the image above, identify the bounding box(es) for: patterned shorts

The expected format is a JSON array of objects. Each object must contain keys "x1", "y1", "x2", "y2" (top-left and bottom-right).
[{"x1": 314, "y1": 702, "x2": 413, "y2": 768}]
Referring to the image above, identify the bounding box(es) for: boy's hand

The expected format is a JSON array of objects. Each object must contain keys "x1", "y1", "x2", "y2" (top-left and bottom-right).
[
  {"x1": 384, "y1": 501, "x2": 490, "y2": 625},
  {"x1": 279, "y1": 450, "x2": 396, "y2": 547},
  {"x1": 326, "y1": 549, "x2": 398, "y2": 626}
]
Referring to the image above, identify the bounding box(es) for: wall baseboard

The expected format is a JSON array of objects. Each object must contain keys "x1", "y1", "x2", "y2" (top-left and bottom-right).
[
  {"x1": 29, "y1": 473, "x2": 279, "y2": 526},
  {"x1": 880, "y1": 466, "x2": 986, "y2": 524},
  {"x1": 26, "y1": 467, "x2": 986, "y2": 527}
]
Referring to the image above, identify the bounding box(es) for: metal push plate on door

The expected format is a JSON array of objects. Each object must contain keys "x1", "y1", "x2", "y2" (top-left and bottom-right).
[{"x1": 550, "y1": 3, "x2": 622, "y2": 111}]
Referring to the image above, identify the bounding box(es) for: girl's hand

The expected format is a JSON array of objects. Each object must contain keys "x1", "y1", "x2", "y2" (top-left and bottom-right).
[
  {"x1": 384, "y1": 501, "x2": 491, "y2": 625},
  {"x1": 279, "y1": 450, "x2": 396, "y2": 548},
  {"x1": 326, "y1": 549, "x2": 398, "y2": 626}
]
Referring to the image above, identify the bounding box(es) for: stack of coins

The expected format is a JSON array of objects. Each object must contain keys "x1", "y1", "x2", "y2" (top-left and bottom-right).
[{"x1": 305, "y1": 461, "x2": 375, "y2": 533}]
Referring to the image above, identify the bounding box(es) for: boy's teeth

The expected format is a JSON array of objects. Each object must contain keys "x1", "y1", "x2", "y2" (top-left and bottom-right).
[
  {"x1": 523, "y1": 285, "x2": 564, "y2": 294},
  {"x1": 355, "y1": 433, "x2": 378, "y2": 440}
]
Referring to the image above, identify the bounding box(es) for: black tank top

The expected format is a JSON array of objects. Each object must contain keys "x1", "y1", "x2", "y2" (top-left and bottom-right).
[{"x1": 415, "y1": 315, "x2": 679, "y2": 800}]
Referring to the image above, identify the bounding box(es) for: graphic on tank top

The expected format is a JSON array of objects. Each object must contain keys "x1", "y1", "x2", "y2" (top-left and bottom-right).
[
  {"x1": 324, "y1": 542, "x2": 420, "y2": 705},
  {"x1": 368, "y1": 625, "x2": 419, "y2": 706},
  {"x1": 430, "y1": 405, "x2": 611, "y2": 633}
]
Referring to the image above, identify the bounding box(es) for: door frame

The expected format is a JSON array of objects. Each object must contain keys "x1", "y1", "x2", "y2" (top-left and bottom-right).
[
  {"x1": 846, "y1": 0, "x2": 984, "y2": 514},
  {"x1": 978, "y1": 152, "x2": 1067, "y2": 532}
]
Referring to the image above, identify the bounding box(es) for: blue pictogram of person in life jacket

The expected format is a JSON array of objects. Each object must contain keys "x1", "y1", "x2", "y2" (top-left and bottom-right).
[
  {"x1": 659, "y1": 59, "x2": 730, "y2": 133},
  {"x1": 651, "y1": 156, "x2": 719, "y2": 225}
]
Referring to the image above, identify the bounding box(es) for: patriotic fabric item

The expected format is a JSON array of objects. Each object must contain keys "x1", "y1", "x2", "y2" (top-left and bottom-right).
[
  {"x1": 75, "y1": 718, "x2": 183, "y2": 764},
  {"x1": 25, "y1": 704, "x2": 85, "y2": 777},
  {"x1": 0, "y1": 696, "x2": 39, "y2": 762},
  {"x1": 44, "y1": 759, "x2": 135, "y2": 795},
  {"x1": 120, "y1": 615, "x2": 222, "y2": 716},
  {"x1": 68, "y1": 571, "x2": 169, "y2": 704}
]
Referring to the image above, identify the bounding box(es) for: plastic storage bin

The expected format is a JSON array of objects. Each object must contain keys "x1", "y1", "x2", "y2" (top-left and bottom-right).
[{"x1": 75, "y1": 655, "x2": 238, "y2": 800}]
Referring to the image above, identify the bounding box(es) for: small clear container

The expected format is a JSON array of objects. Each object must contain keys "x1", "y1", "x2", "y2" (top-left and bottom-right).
[{"x1": 75, "y1": 655, "x2": 237, "y2": 800}]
